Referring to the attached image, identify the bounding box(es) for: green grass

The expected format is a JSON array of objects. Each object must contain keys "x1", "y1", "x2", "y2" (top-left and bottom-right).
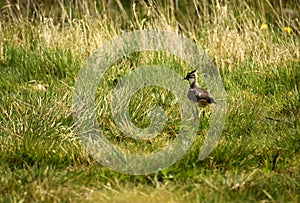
[{"x1": 0, "y1": 0, "x2": 300, "y2": 202}]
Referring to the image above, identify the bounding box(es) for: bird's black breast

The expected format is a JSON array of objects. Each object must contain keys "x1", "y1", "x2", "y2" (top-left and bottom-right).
[{"x1": 187, "y1": 89, "x2": 198, "y2": 102}]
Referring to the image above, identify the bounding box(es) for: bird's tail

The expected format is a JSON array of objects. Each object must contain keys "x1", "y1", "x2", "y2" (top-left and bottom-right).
[{"x1": 208, "y1": 98, "x2": 215, "y2": 104}]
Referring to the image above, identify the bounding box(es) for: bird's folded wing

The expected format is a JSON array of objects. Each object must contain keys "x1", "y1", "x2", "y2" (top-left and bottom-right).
[{"x1": 191, "y1": 88, "x2": 211, "y2": 102}]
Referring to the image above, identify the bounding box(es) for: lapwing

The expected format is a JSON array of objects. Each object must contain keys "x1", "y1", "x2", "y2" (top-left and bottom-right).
[{"x1": 183, "y1": 69, "x2": 215, "y2": 110}]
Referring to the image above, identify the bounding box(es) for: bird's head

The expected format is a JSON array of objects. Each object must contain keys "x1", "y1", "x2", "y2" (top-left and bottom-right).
[{"x1": 183, "y1": 69, "x2": 197, "y2": 83}]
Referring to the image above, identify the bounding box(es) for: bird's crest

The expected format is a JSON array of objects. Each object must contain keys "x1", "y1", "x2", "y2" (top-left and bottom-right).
[{"x1": 183, "y1": 69, "x2": 197, "y2": 80}]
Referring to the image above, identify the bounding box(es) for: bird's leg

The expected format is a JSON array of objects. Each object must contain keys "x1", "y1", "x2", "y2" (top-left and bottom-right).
[
  {"x1": 196, "y1": 107, "x2": 206, "y2": 118},
  {"x1": 197, "y1": 100, "x2": 207, "y2": 118}
]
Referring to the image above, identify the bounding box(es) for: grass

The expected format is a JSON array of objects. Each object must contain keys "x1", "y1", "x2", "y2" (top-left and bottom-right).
[{"x1": 0, "y1": 0, "x2": 299, "y2": 202}]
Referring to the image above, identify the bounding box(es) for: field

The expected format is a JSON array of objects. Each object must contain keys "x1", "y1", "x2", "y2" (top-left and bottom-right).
[{"x1": 0, "y1": 0, "x2": 299, "y2": 202}]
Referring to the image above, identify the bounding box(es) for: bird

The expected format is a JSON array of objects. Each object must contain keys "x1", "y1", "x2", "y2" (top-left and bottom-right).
[{"x1": 183, "y1": 69, "x2": 215, "y2": 108}]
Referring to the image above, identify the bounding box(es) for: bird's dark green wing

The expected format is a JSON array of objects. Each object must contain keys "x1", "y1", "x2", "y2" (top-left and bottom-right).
[{"x1": 188, "y1": 87, "x2": 214, "y2": 104}]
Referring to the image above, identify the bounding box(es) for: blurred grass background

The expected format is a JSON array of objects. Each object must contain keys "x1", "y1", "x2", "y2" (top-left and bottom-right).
[{"x1": 0, "y1": 0, "x2": 299, "y2": 202}]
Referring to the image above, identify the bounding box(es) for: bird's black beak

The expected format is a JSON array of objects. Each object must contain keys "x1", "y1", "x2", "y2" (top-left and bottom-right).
[{"x1": 183, "y1": 76, "x2": 188, "y2": 80}]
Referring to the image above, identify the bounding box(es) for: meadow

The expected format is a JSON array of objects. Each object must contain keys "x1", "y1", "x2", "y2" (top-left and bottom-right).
[{"x1": 0, "y1": 0, "x2": 299, "y2": 202}]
